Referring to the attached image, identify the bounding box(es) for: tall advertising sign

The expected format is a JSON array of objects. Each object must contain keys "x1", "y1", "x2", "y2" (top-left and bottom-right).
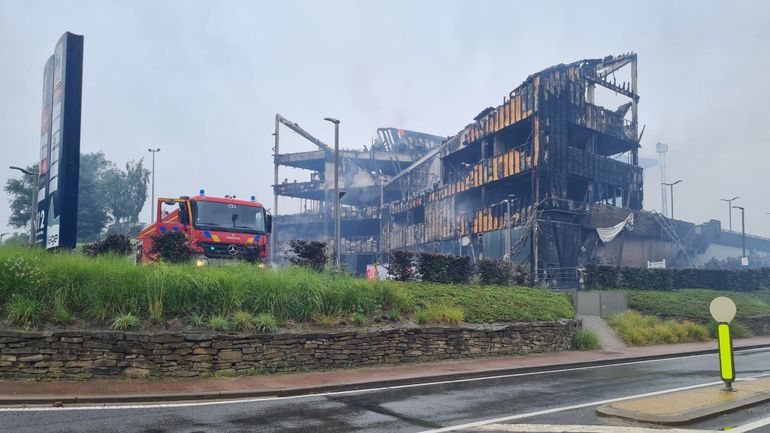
[
  {"x1": 35, "y1": 57, "x2": 55, "y2": 247},
  {"x1": 40, "y1": 32, "x2": 83, "y2": 249}
]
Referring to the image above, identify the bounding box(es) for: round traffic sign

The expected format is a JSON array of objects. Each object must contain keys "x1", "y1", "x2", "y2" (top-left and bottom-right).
[{"x1": 710, "y1": 297, "x2": 737, "y2": 323}]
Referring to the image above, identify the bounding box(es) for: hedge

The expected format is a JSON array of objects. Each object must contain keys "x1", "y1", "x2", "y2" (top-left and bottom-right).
[
  {"x1": 418, "y1": 252, "x2": 471, "y2": 284},
  {"x1": 584, "y1": 265, "x2": 770, "y2": 291}
]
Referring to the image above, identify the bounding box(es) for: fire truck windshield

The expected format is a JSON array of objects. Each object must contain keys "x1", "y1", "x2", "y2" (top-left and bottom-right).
[{"x1": 193, "y1": 201, "x2": 266, "y2": 233}]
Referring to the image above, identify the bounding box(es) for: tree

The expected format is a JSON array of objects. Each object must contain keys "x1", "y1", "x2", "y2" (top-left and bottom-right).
[
  {"x1": 4, "y1": 153, "x2": 150, "y2": 242},
  {"x1": 3, "y1": 163, "x2": 38, "y2": 230},
  {"x1": 77, "y1": 152, "x2": 114, "y2": 242},
  {"x1": 104, "y1": 159, "x2": 150, "y2": 227}
]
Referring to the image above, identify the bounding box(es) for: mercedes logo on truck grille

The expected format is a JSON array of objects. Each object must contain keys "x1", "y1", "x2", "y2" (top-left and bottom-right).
[{"x1": 227, "y1": 245, "x2": 239, "y2": 255}]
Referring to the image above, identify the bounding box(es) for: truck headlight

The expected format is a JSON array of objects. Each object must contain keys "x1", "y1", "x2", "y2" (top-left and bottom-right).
[{"x1": 195, "y1": 257, "x2": 208, "y2": 267}]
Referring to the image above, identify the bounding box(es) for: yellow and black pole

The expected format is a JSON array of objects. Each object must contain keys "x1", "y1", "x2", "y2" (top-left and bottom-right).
[{"x1": 710, "y1": 296, "x2": 737, "y2": 391}]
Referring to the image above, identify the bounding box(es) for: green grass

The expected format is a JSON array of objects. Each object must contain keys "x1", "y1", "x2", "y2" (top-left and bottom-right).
[
  {"x1": 0, "y1": 246, "x2": 575, "y2": 329},
  {"x1": 112, "y1": 313, "x2": 140, "y2": 330},
  {"x1": 6, "y1": 295, "x2": 42, "y2": 327},
  {"x1": 608, "y1": 311, "x2": 710, "y2": 346},
  {"x1": 351, "y1": 312, "x2": 369, "y2": 327},
  {"x1": 625, "y1": 289, "x2": 770, "y2": 319},
  {"x1": 406, "y1": 283, "x2": 575, "y2": 323},
  {"x1": 414, "y1": 309, "x2": 428, "y2": 324},
  {"x1": 208, "y1": 315, "x2": 230, "y2": 331},
  {"x1": 189, "y1": 313, "x2": 205, "y2": 327},
  {"x1": 386, "y1": 309, "x2": 401, "y2": 321},
  {"x1": 572, "y1": 329, "x2": 602, "y2": 351},
  {"x1": 232, "y1": 310, "x2": 256, "y2": 331},
  {"x1": 425, "y1": 304, "x2": 465, "y2": 324},
  {"x1": 254, "y1": 313, "x2": 278, "y2": 333}
]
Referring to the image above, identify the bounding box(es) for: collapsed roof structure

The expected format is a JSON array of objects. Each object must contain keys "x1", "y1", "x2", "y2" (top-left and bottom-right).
[{"x1": 273, "y1": 53, "x2": 770, "y2": 285}]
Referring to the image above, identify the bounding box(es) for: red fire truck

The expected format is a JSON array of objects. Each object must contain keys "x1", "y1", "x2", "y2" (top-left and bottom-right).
[{"x1": 137, "y1": 191, "x2": 271, "y2": 266}]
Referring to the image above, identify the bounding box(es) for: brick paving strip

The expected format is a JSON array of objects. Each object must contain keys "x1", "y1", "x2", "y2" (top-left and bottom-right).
[{"x1": 2, "y1": 337, "x2": 769, "y2": 405}]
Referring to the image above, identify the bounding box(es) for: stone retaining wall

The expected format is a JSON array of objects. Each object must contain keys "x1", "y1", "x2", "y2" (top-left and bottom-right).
[{"x1": 0, "y1": 320, "x2": 579, "y2": 379}]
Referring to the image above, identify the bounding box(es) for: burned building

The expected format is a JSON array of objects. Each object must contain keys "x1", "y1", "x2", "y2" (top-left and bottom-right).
[
  {"x1": 272, "y1": 115, "x2": 444, "y2": 271},
  {"x1": 274, "y1": 53, "x2": 770, "y2": 281}
]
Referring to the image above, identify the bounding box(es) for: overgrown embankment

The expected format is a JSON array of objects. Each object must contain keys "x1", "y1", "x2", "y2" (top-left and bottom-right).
[{"x1": 0, "y1": 247, "x2": 575, "y2": 331}]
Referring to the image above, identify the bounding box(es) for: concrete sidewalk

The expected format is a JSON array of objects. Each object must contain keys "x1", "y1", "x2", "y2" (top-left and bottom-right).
[{"x1": 2, "y1": 337, "x2": 770, "y2": 406}]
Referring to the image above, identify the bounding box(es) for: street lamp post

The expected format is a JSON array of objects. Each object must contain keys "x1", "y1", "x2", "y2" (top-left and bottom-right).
[
  {"x1": 9, "y1": 166, "x2": 40, "y2": 245},
  {"x1": 504, "y1": 194, "x2": 516, "y2": 262},
  {"x1": 324, "y1": 118, "x2": 341, "y2": 271},
  {"x1": 661, "y1": 180, "x2": 683, "y2": 219},
  {"x1": 147, "y1": 148, "x2": 161, "y2": 223},
  {"x1": 733, "y1": 205, "x2": 746, "y2": 263},
  {"x1": 721, "y1": 196, "x2": 740, "y2": 231}
]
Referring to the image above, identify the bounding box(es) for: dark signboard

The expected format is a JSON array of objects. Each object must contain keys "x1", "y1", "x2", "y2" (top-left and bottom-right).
[
  {"x1": 34, "y1": 55, "x2": 54, "y2": 247},
  {"x1": 40, "y1": 32, "x2": 83, "y2": 249}
]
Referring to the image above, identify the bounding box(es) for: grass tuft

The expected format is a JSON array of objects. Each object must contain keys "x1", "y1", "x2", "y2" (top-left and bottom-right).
[
  {"x1": 112, "y1": 313, "x2": 140, "y2": 330},
  {"x1": 254, "y1": 313, "x2": 278, "y2": 333},
  {"x1": 351, "y1": 312, "x2": 369, "y2": 327},
  {"x1": 6, "y1": 295, "x2": 42, "y2": 327},
  {"x1": 414, "y1": 309, "x2": 428, "y2": 325},
  {"x1": 189, "y1": 313, "x2": 205, "y2": 327},
  {"x1": 232, "y1": 310, "x2": 256, "y2": 332},
  {"x1": 208, "y1": 315, "x2": 230, "y2": 331}
]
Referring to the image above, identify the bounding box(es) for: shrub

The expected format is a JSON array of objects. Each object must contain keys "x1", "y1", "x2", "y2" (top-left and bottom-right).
[
  {"x1": 112, "y1": 313, "x2": 140, "y2": 330},
  {"x1": 6, "y1": 295, "x2": 42, "y2": 327},
  {"x1": 285, "y1": 240, "x2": 327, "y2": 272},
  {"x1": 478, "y1": 259, "x2": 511, "y2": 286},
  {"x1": 149, "y1": 232, "x2": 196, "y2": 263},
  {"x1": 572, "y1": 329, "x2": 602, "y2": 350},
  {"x1": 418, "y1": 252, "x2": 471, "y2": 284},
  {"x1": 706, "y1": 321, "x2": 752, "y2": 339},
  {"x1": 232, "y1": 310, "x2": 256, "y2": 331},
  {"x1": 425, "y1": 304, "x2": 464, "y2": 324},
  {"x1": 254, "y1": 313, "x2": 278, "y2": 332},
  {"x1": 82, "y1": 234, "x2": 133, "y2": 257},
  {"x1": 209, "y1": 315, "x2": 230, "y2": 331},
  {"x1": 351, "y1": 312, "x2": 369, "y2": 326},
  {"x1": 388, "y1": 250, "x2": 416, "y2": 281},
  {"x1": 584, "y1": 265, "x2": 769, "y2": 292},
  {"x1": 608, "y1": 311, "x2": 710, "y2": 346}
]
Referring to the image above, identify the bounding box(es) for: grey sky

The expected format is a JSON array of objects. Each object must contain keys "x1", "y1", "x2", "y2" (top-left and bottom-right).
[{"x1": 1, "y1": 0, "x2": 769, "y2": 237}]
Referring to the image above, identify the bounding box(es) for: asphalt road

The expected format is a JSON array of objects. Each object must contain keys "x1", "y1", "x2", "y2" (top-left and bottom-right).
[{"x1": 3, "y1": 348, "x2": 770, "y2": 433}]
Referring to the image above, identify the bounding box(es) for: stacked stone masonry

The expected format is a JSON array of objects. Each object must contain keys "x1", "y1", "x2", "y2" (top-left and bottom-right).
[{"x1": 0, "y1": 320, "x2": 579, "y2": 379}]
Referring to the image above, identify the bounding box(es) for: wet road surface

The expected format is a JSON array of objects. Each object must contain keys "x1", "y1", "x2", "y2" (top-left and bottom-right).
[{"x1": 2, "y1": 348, "x2": 770, "y2": 433}]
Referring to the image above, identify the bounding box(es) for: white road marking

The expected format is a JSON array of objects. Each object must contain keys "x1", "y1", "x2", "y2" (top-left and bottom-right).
[
  {"x1": 416, "y1": 380, "x2": 729, "y2": 433},
  {"x1": 472, "y1": 423, "x2": 716, "y2": 432},
  {"x1": 729, "y1": 414, "x2": 770, "y2": 433},
  {"x1": 0, "y1": 347, "x2": 767, "y2": 413}
]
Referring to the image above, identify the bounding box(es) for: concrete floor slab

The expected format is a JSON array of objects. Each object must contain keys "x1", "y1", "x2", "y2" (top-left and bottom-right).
[{"x1": 596, "y1": 378, "x2": 770, "y2": 425}]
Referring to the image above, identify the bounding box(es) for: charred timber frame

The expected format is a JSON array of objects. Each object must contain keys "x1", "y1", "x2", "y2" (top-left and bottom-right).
[{"x1": 380, "y1": 53, "x2": 643, "y2": 276}]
